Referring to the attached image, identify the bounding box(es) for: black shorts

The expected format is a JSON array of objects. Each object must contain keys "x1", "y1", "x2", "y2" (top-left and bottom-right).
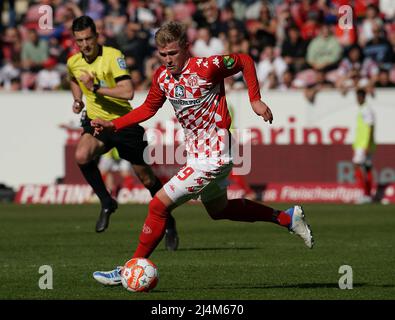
[{"x1": 81, "y1": 114, "x2": 148, "y2": 166}]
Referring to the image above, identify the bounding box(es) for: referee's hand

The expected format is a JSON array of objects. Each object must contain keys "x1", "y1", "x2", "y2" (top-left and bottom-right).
[
  {"x1": 72, "y1": 100, "x2": 84, "y2": 114},
  {"x1": 91, "y1": 118, "x2": 115, "y2": 136}
]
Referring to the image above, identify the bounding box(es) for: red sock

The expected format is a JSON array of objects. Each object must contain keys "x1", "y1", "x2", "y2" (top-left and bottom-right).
[
  {"x1": 365, "y1": 169, "x2": 373, "y2": 196},
  {"x1": 211, "y1": 198, "x2": 290, "y2": 227},
  {"x1": 132, "y1": 196, "x2": 169, "y2": 258},
  {"x1": 354, "y1": 166, "x2": 365, "y2": 191}
]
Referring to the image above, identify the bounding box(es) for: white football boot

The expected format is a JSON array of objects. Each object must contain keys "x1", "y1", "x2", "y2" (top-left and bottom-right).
[
  {"x1": 93, "y1": 266, "x2": 123, "y2": 286},
  {"x1": 286, "y1": 205, "x2": 314, "y2": 249}
]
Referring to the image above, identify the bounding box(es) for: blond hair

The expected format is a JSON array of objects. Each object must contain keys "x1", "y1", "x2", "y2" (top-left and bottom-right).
[{"x1": 155, "y1": 21, "x2": 188, "y2": 49}]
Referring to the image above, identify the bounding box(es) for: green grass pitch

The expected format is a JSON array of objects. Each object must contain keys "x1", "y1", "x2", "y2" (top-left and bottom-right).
[{"x1": 0, "y1": 203, "x2": 394, "y2": 300}]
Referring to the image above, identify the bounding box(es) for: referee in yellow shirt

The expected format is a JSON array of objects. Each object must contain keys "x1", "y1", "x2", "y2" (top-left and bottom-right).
[{"x1": 67, "y1": 16, "x2": 178, "y2": 250}]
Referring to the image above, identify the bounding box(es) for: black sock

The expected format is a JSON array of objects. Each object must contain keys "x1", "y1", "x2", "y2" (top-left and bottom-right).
[
  {"x1": 79, "y1": 161, "x2": 113, "y2": 208},
  {"x1": 147, "y1": 177, "x2": 163, "y2": 198}
]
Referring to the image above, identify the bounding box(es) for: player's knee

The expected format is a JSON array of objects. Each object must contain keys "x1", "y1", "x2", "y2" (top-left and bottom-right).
[
  {"x1": 204, "y1": 197, "x2": 228, "y2": 220},
  {"x1": 75, "y1": 148, "x2": 91, "y2": 165},
  {"x1": 206, "y1": 204, "x2": 228, "y2": 220},
  {"x1": 140, "y1": 174, "x2": 155, "y2": 189},
  {"x1": 207, "y1": 209, "x2": 225, "y2": 220}
]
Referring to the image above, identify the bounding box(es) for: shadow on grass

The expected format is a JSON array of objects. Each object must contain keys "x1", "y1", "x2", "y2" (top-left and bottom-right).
[
  {"x1": 174, "y1": 247, "x2": 258, "y2": 252},
  {"x1": 156, "y1": 283, "x2": 374, "y2": 293}
]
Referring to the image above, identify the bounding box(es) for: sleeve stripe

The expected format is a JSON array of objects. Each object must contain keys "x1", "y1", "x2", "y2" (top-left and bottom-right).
[{"x1": 115, "y1": 75, "x2": 131, "y2": 83}]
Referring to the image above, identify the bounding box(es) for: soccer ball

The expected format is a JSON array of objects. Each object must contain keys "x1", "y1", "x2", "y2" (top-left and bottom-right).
[{"x1": 120, "y1": 258, "x2": 159, "y2": 292}]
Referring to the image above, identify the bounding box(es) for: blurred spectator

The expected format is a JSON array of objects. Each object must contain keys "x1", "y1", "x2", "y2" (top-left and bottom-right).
[
  {"x1": 304, "y1": 70, "x2": 335, "y2": 104},
  {"x1": 0, "y1": 55, "x2": 20, "y2": 90},
  {"x1": 218, "y1": 4, "x2": 247, "y2": 39},
  {"x1": 48, "y1": 37, "x2": 68, "y2": 64},
  {"x1": 104, "y1": 0, "x2": 127, "y2": 36},
  {"x1": 224, "y1": 26, "x2": 249, "y2": 56},
  {"x1": 0, "y1": 0, "x2": 16, "y2": 32},
  {"x1": 374, "y1": 68, "x2": 395, "y2": 87},
  {"x1": 279, "y1": 69, "x2": 298, "y2": 91},
  {"x1": 84, "y1": 0, "x2": 105, "y2": 21},
  {"x1": 116, "y1": 22, "x2": 149, "y2": 74},
  {"x1": 9, "y1": 76, "x2": 21, "y2": 91},
  {"x1": 359, "y1": 4, "x2": 384, "y2": 47},
  {"x1": 363, "y1": 22, "x2": 394, "y2": 69},
  {"x1": 380, "y1": 0, "x2": 395, "y2": 21},
  {"x1": 306, "y1": 24, "x2": 342, "y2": 72},
  {"x1": 143, "y1": 55, "x2": 161, "y2": 86},
  {"x1": 334, "y1": 44, "x2": 379, "y2": 95},
  {"x1": 256, "y1": 46, "x2": 287, "y2": 88},
  {"x1": 245, "y1": 2, "x2": 277, "y2": 58},
  {"x1": 193, "y1": 0, "x2": 222, "y2": 37},
  {"x1": 130, "y1": 69, "x2": 145, "y2": 91},
  {"x1": 275, "y1": 3, "x2": 295, "y2": 46},
  {"x1": 281, "y1": 25, "x2": 308, "y2": 73},
  {"x1": 36, "y1": 57, "x2": 61, "y2": 90},
  {"x1": 94, "y1": 18, "x2": 119, "y2": 48},
  {"x1": 2, "y1": 27, "x2": 22, "y2": 64},
  {"x1": 291, "y1": 0, "x2": 322, "y2": 41},
  {"x1": 192, "y1": 27, "x2": 225, "y2": 57},
  {"x1": 1, "y1": 0, "x2": 394, "y2": 96},
  {"x1": 21, "y1": 28, "x2": 48, "y2": 72}
]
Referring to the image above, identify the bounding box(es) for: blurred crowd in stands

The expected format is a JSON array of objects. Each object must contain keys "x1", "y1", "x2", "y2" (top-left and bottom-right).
[{"x1": 1, "y1": 0, "x2": 395, "y2": 103}]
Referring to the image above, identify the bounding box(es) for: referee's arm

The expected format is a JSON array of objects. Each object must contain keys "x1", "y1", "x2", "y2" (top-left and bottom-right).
[{"x1": 95, "y1": 76, "x2": 134, "y2": 101}]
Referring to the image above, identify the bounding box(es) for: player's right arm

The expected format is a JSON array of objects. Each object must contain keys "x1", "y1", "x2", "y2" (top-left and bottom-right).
[
  {"x1": 70, "y1": 78, "x2": 85, "y2": 114},
  {"x1": 91, "y1": 67, "x2": 166, "y2": 132},
  {"x1": 67, "y1": 60, "x2": 85, "y2": 114}
]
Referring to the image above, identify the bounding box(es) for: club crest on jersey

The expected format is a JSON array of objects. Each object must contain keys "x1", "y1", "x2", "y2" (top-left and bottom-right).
[
  {"x1": 187, "y1": 75, "x2": 198, "y2": 87},
  {"x1": 223, "y1": 55, "x2": 235, "y2": 69},
  {"x1": 117, "y1": 57, "x2": 127, "y2": 70},
  {"x1": 174, "y1": 85, "x2": 185, "y2": 98}
]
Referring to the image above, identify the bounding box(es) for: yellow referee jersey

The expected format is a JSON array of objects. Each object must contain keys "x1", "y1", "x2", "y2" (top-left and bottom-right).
[{"x1": 67, "y1": 46, "x2": 132, "y2": 121}]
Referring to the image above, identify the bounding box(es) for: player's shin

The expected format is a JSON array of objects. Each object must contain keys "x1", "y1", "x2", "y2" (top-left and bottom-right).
[
  {"x1": 79, "y1": 161, "x2": 113, "y2": 207},
  {"x1": 209, "y1": 198, "x2": 291, "y2": 226},
  {"x1": 133, "y1": 195, "x2": 169, "y2": 258}
]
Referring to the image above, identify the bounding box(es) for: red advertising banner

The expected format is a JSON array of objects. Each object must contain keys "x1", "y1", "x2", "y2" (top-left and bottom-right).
[{"x1": 15, "y1": 183, "x2": 395, "y2": 204}]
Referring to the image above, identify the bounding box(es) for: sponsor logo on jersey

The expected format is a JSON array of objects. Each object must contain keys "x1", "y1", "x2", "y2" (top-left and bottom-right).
[
  {"x1": 174, "y1": 84, "x2": 185, "y2": 98},
  {"x1": 223, "y1": 55, "x2": 235, "y2": 69},
  {"x1": 168, "y1": 97, "x2": 201, "y2": 106},
  {"x1": 117, "y1": 57, "x2": 127, "y2": 70}
]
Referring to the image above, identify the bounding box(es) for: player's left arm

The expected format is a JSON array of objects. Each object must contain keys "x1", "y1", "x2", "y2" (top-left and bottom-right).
[{"x1": 206, "y1": 53, "x2": 273, "y2": 124}]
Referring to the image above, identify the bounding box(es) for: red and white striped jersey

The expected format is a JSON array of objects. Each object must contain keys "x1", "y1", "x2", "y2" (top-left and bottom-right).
[{"x1": 113, "y1": 53, "x2": 261, "y2": 159}]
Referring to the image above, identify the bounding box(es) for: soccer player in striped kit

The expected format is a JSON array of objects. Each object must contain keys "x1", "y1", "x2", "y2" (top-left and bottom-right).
[{"x1": 91, "y1": 21, "x2": 314, "y2": 285}]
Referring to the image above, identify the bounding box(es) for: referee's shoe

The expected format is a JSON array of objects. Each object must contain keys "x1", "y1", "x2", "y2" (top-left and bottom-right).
[{"x1": 96, "y1": 199, "x2": 118, "y2": 233}]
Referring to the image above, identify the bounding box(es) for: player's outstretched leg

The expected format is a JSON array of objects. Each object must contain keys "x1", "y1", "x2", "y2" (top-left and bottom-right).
[
  {"x1": 93, "y1": 266, "x2": 123, "y2": 286},
  {"x1": 206, "y1": 198, "x2": 314, "y2": 249}
]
